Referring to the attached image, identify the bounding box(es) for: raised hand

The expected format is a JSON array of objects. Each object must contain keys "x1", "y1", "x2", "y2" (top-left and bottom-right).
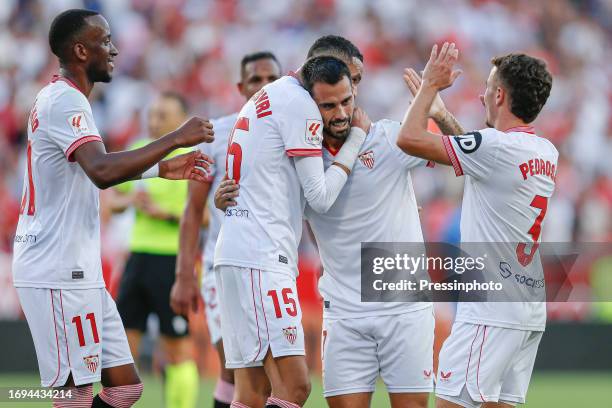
[
  {"x1": 172, "y1": 117, "x2": 215, "y2": 147},
  {"x1": 421, "y1": 42, "x2": 462, "y2": 92},
  {"x1": 159, "y1": 150, "x2": 213, "y2": 182},
  {"x1": 351, "y1": 106, "x2": 371, "y2": 133},
  {"x1": 403, "y1": 68, "x2": 447, "y2": 118}
]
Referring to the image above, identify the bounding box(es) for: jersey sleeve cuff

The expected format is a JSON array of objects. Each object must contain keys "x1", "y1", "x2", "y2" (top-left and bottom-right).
[
  {"x1": 286, "y1": 148, "x2": 322, "y2": 157},
  {"x1": 66, "y1": 135, "x2": 103, "y2": 162},
  {"x1": 442, "y1": 135, "x2": 463, "y2": 176}
]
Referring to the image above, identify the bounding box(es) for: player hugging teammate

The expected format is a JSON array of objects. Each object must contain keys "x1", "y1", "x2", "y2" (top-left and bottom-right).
[
  {"x1": 213, "y1": 38, "x2": 555, "y2": 408},
  {"x1": 13, "y1": 7, "x2": 555, "y2": 408}
]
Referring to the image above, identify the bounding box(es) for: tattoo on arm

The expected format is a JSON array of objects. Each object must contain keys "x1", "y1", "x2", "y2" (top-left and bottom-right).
[{"x1": 433, "y1": 110, "x2": 465, "y2": 136}]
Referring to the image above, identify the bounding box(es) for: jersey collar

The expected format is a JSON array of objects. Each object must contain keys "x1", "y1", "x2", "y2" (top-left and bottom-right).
[
  {"x1": 51, "y1": 75, "x2": 86, "y2": 96},
  {"x1": 322, "y1": 139, "x2": 340, "y2": 156},
  {"x1": 504, "y1": 125, "x2": 535, "y2": 134}
]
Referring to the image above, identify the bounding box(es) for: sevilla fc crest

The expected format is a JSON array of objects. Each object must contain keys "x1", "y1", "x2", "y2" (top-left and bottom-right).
[
  {"x1": 83, "y1": 354, "x2": 99, "y2": 374},
  {"x1": 282, "y1": 326, "x2": 298, "y2": 345},
  {"x1": 358, "y1": 150, "x2": 375, "y2": 169}
]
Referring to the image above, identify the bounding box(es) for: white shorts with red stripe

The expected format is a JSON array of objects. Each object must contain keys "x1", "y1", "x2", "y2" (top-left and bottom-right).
[
  {"x1": 435, "y1": 322, "x2": 542, "y2": 407},
  {"x1": 201, "y1": 268, "x2": 222, "y2": 345},
  {"x1": 215, "y1": 265, "x2": 305, "y2": 369},
  {"x1": 17, "y1": 288, "x2": 133, "y2": 387},
  {"x1": 322, "y1": 307, "x2": 435, "y2": 397}
]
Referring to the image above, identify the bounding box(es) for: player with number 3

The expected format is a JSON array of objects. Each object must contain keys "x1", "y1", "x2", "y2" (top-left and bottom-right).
[{"x1": 397, "y1": 42, "x2": 556, "y2": 408}]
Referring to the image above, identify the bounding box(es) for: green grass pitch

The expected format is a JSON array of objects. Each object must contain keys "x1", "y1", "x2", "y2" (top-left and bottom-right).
[{"x1": 0, "y1": 372, "x2": 610, "y2": 407}]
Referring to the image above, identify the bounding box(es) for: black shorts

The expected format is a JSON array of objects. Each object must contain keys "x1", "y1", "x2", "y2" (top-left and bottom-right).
[{"x1": 116, "y1": 252, "x2": 189, "y2": 337}]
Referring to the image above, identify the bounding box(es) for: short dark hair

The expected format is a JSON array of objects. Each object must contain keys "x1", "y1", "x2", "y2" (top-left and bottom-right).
[
  {"x1": 49, "y1": 9, "x2": 100, "y2": 60},
  {"x1": 491, "y1": 54, "x2": 552, "y2": 123},
  {"x1": 160, "y1": 91, "x2": 189, "y2": 114},
  {"x1": 307, "y1": 35, "x2": 363, "y2": 63},
  {"x1": 301, "y1": 56, "x2": 351, "y2": 95},
  {"x1": 240, "y1": 51, "x2": 281, "y2": 76}
]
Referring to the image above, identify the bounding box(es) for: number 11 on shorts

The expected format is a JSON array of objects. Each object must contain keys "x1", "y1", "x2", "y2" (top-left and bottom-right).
[{"x1": 72, "y1": 313, "x2": 100, "y2": 347}]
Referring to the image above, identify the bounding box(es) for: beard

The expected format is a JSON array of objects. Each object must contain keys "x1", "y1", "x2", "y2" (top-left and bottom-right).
[
  {"x1": 325, "y1": 118, "x2": 351, "y2": 140},
  {"x1": 87, "y1": 63, "x2": 113, "y2": 83}
]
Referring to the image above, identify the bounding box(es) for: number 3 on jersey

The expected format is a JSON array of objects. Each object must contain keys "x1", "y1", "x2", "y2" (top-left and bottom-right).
[
  {"x1": 516, "y1": 195, "x2": 548, "y2": 266},
  {"x1": 226, "y1": 117, "x2": 249, "y2": 183}
]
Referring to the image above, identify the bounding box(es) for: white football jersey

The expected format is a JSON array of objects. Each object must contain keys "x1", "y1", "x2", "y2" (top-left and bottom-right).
[
  {"x1": 214, "y1": 75, "x2": 324, "y2": 276},
  {"x1": 199, "y1": 112, "x2": 237, "y2": 276},
  {"x1": 305, "y1": 120, "x2": 433, "y2": 319},
  {"x1": 442, "y1": 126, "x2": 558, "y2": 331},
  {"x1": 13, "y1": 76, "x2": 104, "y2": 289}
]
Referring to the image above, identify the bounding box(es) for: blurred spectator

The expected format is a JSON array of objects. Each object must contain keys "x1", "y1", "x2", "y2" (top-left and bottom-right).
[{"x1": 0, "y1": 0, "x2": 611, "y2": 324}]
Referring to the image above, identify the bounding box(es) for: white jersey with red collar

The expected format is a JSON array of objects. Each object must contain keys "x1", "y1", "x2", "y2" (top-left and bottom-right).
[
  {"x1": 305, "y1": 119, "x2": 433, "y2": 318},
  {"x1": 442, "y1": 126, "x2": 558, "y2": 331},
  {"x1": 12, "y1": 76, "x2": 105, "y2": 289},
  {"x1": 214, "y1": 75, "x2": 324, "y2": 276}
]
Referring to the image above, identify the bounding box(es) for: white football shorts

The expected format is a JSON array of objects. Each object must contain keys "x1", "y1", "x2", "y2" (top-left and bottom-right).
[
  {"x1": 436, "y1": 322, "x2": 542, "y2": 407},
  {"x1": 322, "y1": 306, "x2": 435, "y2": 397},
  {"x1": 215, "y1": 265, "x2": 305, "y2": 369},
  {"x1": 201, "y1": 268, "x2": 222, "y2": 345},
  {"x1": 17, "y1": 287, "x2": 133, "y2": 387}
]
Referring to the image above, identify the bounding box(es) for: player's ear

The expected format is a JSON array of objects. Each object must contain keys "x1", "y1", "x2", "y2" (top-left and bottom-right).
[
  {"x1": 236, "y1": 82, "x2": 245, "y2": 97},
  {"x1": 73, "y1": 42, "x2": 88, "y2": 62},
  {"x1": 495, "y1": 86, "x2": 505, "y2": 107}
]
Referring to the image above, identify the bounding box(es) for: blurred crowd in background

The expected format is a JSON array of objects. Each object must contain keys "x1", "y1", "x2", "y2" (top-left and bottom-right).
[{"x1": 1, "y1": 0, "x2": 611, "y2": 362}]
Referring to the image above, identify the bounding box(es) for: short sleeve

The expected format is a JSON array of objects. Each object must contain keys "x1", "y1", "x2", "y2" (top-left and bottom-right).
[
  {"x1": 48, "y1": 88, "x2": 102, "y2": 162},
  {"x1": 380, "y1": 119, "x2": 435, "y2": 170},
  {"x1": 281, "y1": 94, "x2": 323, "y2": 157},
  {"x1": 442, "y1": 128, "x2": 502, "y2": 179}
]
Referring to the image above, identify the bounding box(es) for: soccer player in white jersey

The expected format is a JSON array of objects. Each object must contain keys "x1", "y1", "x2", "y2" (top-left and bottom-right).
[
  {"x1": 215, "y1": 35, "x2": 466, "y2": 408},
  {"x1": 397, "y1": 43, "x2": 555, "y2": 408},
  {"x1": 305, "y1": 38, "x2": 437, "y2": 408},
  {"x1": 188, "y1": 55, "x2": 366, "y2": 407},
  {"x1": 170, "y1": 51, "x2": 282, "y2": 408},
  {"x1": 12, "y1": 9, "x2": 214, "y2": 408}
]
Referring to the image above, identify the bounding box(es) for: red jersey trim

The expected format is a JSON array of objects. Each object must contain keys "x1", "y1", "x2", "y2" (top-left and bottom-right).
[
  {"x1": 442, "y1": 135, "x2": 464, "y2": 176},
  {"x1": 286, "y1": 148, "x2": 322, "y2": 157},
  {"x1": 426, "y1": 160, "x2": 435, "y2": 168},
  {"x1": 322, "y1": 140, "x2": 339, "y2": 156},
  {"x1": 51, "y1": 75, "x2": 86, "y2": 96},
  {"x1": 66, "y1": 135, "x2": 103, "y2": 162},
  {"x1": 505, "y1": 125, "x2": 535, "y2": 134}
]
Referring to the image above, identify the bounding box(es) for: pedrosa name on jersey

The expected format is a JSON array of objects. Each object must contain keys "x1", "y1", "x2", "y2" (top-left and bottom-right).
[{"x1": 519, "y1": 158, "x2": 556, "y2": 182}]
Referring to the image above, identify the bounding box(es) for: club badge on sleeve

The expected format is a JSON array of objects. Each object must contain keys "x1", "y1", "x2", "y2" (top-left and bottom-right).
[
  {"x1": 68, "y1": 112, "x2": 91, "y2": 138},
  {"x1": 305, "y1": 119, "x2": 323, "y2": 147}
]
